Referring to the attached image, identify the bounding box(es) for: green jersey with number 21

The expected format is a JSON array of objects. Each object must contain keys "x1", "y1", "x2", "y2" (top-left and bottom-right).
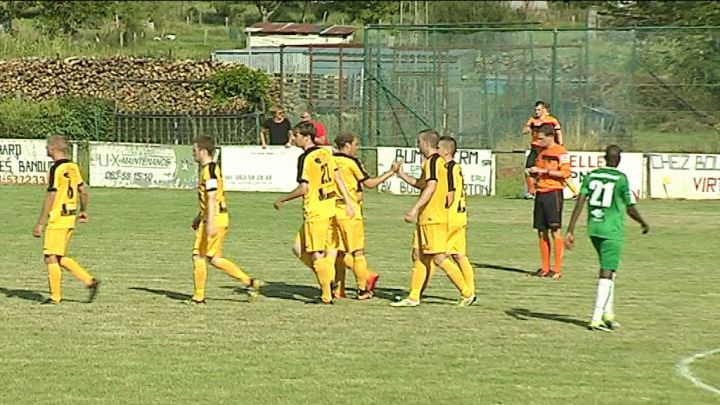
[{"x1": 580, "y1": 167, "x2": 636, "y2": 240}]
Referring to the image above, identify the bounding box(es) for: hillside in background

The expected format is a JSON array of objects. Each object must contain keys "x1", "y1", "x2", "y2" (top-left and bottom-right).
[{"x1": 0, "y1": 1, "x2": 588, "y2": 60}]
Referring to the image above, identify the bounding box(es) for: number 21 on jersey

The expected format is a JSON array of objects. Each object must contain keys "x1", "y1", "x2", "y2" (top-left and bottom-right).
[{"x1": 588, "y1": 179, "x2": 615, "y2": 208}]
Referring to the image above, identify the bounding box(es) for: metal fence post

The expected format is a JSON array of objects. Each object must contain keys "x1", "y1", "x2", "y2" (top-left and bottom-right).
[
  {"x1": 361, "y1": 26, "x2": 370, "y2": 147},
  {"x1": 374, "y1": 30, "x2": 381, "y2": 145},
  {"x1": 279, "y1": 45, "x2": 285, "y2": 106},
  {"x1": 338, "y1": 46, "x2": 344, "y2": 133},
  {"x1": 308, "y1": 45, "x2": 314, "y2": 111},
  {"x1": 550, "y1": 28, "x2": 558, "y2": 113}
]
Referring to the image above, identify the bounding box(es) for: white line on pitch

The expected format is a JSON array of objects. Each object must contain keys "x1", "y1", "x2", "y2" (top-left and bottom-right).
[{"x1": 676, "y1": 348, "x2": 720, "y2": 395}]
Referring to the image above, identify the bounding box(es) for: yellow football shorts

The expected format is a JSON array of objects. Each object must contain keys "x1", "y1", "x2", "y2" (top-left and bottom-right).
[
  {"x1": 412, "y1": 223, "x2": 449, "y2": 254},
  {"x1": 336, "y1": 218, "x2": 365, "y2": 253},
  {"x1": 193, "y1": 223, "x2": 227, "y2": 257},
  {"x1": 447, "y1": 225, "x2": 467, "y2": 255},
  {"x1": 43, "y1": 228, "x2": 73, "y2": 256},
  {"x1": 296, "y1": 217, "x2": 339, "y2": 253}
]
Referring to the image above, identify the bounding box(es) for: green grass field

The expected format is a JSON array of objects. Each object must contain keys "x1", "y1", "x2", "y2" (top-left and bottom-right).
[{"x1": 1, "y1": 186, "x2": 719, "y2": 404}]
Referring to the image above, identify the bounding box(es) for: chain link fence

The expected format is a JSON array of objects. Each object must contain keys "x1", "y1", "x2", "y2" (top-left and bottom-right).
[
  {"x1": 361, "y1": 25, "x2": 720, "y2": 152},
  {"x1": 213, "y1": 44, "x2": 365, "y2": 140}
]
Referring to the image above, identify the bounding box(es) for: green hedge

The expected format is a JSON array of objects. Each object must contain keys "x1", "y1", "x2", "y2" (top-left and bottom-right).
[{"x1": 0, "y1": 97, "x2": 114, "y2": 140}]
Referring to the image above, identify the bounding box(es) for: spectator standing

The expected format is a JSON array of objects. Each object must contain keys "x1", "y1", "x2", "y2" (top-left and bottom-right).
[
  {"x1": 261, "y1": 107, "x2": 293, "y2": 148},
  {"x1": 300, "y1": 110, "x2": 329, "y2": 146}
]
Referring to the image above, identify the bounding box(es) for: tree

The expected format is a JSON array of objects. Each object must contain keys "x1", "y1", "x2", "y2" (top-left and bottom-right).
[
  {"x1": 253, "y1": 0, "x2": 285, "y2": 22},
  {"x1": 598, "y1": 1, "x2": 720, "y2": 127},
  {"x1": 429, "y1": 1, "x2": 524, "y2": 24},
  {"x1": 597, "y1": 1, "x2": 720, "y2": 26},
  {"x1": 316, "y1": 1, "x2": 398, "y2": 24},
  {"x1": 33, "y1": 0, "x2": 113, "y2": 36}
]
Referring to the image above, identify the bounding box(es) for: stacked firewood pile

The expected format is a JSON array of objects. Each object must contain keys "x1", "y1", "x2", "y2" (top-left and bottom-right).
[{"x1": 0, "y1": 56, "x2": 266, "y2": 112}]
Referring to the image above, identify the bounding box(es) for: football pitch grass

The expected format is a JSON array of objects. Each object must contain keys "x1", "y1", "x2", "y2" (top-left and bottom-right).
[{"x1": 1, "y1": 185, "x2": 718, "y2": 404}]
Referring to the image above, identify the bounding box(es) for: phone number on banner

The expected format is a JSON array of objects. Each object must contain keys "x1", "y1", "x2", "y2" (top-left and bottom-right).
[{"x1": 0, "y1": 174, "x2": 47, "y2": 185}]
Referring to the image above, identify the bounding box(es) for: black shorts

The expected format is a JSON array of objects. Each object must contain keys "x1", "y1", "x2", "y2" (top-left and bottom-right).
[
  {"x1": 533, "y1": 190, "x2": 564, "y2": 231},
  {"x1": 525, "y1": 146, "x2": 541, "y2": 169}
]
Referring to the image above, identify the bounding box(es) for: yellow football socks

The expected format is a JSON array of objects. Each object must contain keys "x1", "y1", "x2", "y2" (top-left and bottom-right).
[
  {"x1": 192, "y1": 258, "x2": 208, "y2": 301},
  {"x1": 334, "y1": 256, "x2": 346, "y2": 296},
  {"x1": 47, "y1": 262, "x2": 62, "y2": 303},
  {"x1": 438, "y1": 257, "x2": 472, "y2": 298},
  {"x1": 59, "y1": 256, "x2": 93, "y2": 286},
  {"x1": 457, "y1": 256, "x2": 475, "y2": 293},
  {"x1": 352, "y1": 254, "x2": 370, "y2": 291},
  {"x1": 313, "y1": 256, "x2": 333, "y2": 302},
  {"x1": 213, "y1": 258, "x2": 251, "y2": 285},
  {"x1": 408, "y1": 259, "x2": 428, "y2": 301}
]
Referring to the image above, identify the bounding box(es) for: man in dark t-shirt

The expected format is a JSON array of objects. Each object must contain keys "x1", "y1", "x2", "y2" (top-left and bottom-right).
[{"x1": 261, "y1": 107, "x2": 293, "y2": 148}]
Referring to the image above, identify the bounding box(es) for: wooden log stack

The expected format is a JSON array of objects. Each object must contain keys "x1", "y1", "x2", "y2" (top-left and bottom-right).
[{"x1": 0, "y1": 56, "x2": 271, "y2": 113}]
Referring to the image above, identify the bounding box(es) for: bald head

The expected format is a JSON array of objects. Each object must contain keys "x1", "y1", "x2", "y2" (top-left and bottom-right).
[{"x1": 605, "y1": 144, "x2": 622, "y2": 167}]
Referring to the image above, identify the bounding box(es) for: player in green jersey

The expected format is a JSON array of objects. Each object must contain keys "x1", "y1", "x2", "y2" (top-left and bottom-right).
[{"x1": 564, "y1": 145, "x2": 650, "y2": 332}]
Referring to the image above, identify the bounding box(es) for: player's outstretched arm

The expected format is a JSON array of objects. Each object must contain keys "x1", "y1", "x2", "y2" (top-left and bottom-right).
[
  {"x1": 334, "y1": 171, "x2": 355, "y2": 218},
  {"x1": 33, "y1": 191, "x2": 55, "y2": 237},
  {"x1": 397, "y1": 163, "x2": 426, "y2": 189},
  {"x1": 627, "y1": 205, "x2": 650, "y2": 234},
  {"x1": 274, "y1": 183, "x2": 308, "y2": 210},
  {"x1": 564, "y1": 194, "x2": 587, "y2": 249},
  {"x1": 362, "y1": 162, "x2": 399, "y2": 189}
]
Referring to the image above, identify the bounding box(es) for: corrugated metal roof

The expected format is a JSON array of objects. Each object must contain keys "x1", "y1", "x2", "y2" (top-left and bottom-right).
[
  {"x1": 320, "y1": 26, "x2": 356, "y2": 36},
  {"x1": 246, "y1": 22, "x2": 355, "y2": 37}
]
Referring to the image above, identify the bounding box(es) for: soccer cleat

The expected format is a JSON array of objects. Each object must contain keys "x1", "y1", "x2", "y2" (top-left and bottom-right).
[
  {"x1": 524, "y1": 193, "x2": 535, "y2": 200},
  {"x1": 333, "y1": 289, "x2": 346, "y2": 299},
  {"x1": 86, "y1": 279, "x2": 101, "y2": 303},
  {"x1": 588, "y1": 320, "x2": 613, "y2": 332},
  {"x1": 247, "y1": 279, "x2": 264, "y2": 302},
  {"x1": 457, "y1": 294, "x2": 478, "y2": 307},
  {"x1": 357, "y1": 290, "x2": 373, "y2": 300},
  {"x1": 529, "y1": 268, "x2": 549, "y2": 278},
  {"x1": 187, "y1": 298, "x2": 206, "y2": 306},
  {"x1": 313, "y1": 297, "x2": 334, "y2": 305},
  {"x1": 602, "y1": 314, "x2": 621, "y2": 330},
  {"x1": 41, "y1": 298, "x2": 60, "y2": 305},
  {"x1": 390, "y1": 298, "x2": 420, "y2": 307},
  {"x1": 547, "y1": 271, "x2": 562, "y2": 280},
  {"x1": 366, "y1": 272, "x2": 380, "y2": 293}
]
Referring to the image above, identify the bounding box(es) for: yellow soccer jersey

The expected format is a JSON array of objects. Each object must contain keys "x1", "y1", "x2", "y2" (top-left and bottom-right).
[
  {"x1": 297, "y1": 147, "x2": 337, "y2": 222},
  {"x1": 418, "y1": 153, "x2": 449, "y2": 225},
  {"x1": 46, "y1": 159, "x2": 84, "y2": 230},
  {"x1": 198, "y1": 162, "x2": 229, "y2": 228},
  {"x1": 333, "y1": 153, "x2": 369, "y2": 220},
  {"x1": 446, "y1": 160, "x2": 468, "y2": 228}
]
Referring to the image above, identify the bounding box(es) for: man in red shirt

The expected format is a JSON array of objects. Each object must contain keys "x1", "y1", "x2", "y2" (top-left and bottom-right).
[{"x1": 300, "y1": 111, "x2": 329, "y2": 146}]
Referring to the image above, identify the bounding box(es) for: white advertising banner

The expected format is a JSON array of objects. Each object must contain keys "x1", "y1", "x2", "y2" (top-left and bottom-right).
[
  {"x1": 565, "y1": 151, "x2": 645, "y2": 200},
  {"x1": 376, "y1": 147, "x2": 495, "y2": 196},
  {"x1": 89, "y1": 142, "x2": 197, "y2": 188},
  {"x1": 647, "y1": 153, "x2": 720, "y2": 199},
  {"x1": 221, "y1": 146, "x2": 304, "y2": 192},
  {"x1": 0, "y1": 139, "x2": 56, "y2": 185}
]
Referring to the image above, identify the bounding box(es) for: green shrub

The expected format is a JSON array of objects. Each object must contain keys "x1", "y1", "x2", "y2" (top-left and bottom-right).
[
  {"x1": 208, "y1": 65, "x2": 271, "y2": 110},
  {"x1": 0, "y1": 97, "x2": 114, "y2": 140}
]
